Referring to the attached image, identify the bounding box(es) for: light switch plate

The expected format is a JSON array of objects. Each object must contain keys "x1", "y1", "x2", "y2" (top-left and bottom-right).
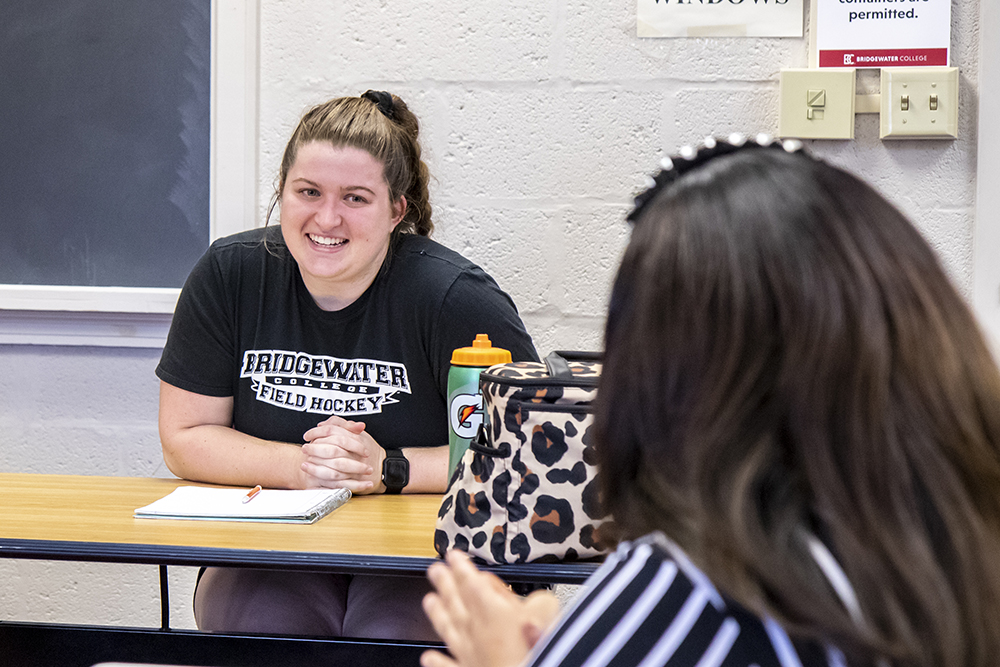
[
  {"x1": 880, "y1": 67, "x2": 958, "y2": 140},
  {"x1": 778, "y1": 68, "x2": 856, "y2": 140}
]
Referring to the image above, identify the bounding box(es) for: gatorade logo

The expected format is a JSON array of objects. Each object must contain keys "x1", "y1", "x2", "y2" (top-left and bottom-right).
[{"x1": 449, "y1": 393, "x2": 483, "y2": 439}]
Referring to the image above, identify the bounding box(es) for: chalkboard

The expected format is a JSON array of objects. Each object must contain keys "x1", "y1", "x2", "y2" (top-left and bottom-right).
[{"x1": 0, "y1": 0, "x2": 211, "y2": 288}]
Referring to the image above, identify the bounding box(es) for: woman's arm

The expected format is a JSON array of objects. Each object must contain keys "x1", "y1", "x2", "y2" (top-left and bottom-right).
[
  {"x1": 159, "y1": 380, "x2": 312, "y2": 489},
  {"x1": 397, "y1": 444, "x2": 450, "y2": 493},
  {"x1": 302, "y1": 416, "x2": 451, "y2": 494},
  {"x1": 162, "y1": 381, "x2": 449, "y2": 494}
]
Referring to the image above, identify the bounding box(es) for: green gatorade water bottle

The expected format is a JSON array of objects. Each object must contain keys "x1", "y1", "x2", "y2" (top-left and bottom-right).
[{"x1": 447, "y1": 334, "x2": 512, "y2": 475}]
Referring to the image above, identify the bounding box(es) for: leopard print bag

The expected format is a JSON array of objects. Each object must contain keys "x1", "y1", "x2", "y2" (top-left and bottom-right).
[{"x1": 433, "y1": 352, "x2": 610, "y2": 564}]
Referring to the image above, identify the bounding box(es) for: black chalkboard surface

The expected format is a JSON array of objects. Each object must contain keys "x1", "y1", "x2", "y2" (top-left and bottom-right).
[{"x1": 0, "y1": 0, "x2": 211, "y2": 288}]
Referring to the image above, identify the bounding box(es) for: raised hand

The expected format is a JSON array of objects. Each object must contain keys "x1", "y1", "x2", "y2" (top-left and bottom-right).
[{"x1": 422, "y1": 550, "x2": 561, "y2": 667}]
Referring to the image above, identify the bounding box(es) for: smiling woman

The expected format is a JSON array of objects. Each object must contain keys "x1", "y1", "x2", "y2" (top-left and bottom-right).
[
  {"x1": 280, "y1": 143, "x2": 406, "y2": 311},
  {"x1": 153, "y1": 92, "x2": 539, "y2": 641}
]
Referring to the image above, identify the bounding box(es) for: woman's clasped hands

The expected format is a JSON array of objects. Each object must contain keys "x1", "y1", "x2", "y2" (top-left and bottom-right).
[
  {"x1": 301, "y1": 415, "x2": 383, "y2": 493},
  {"x1": 421, "y1": 549, "x2": 561, "y2": 667}
]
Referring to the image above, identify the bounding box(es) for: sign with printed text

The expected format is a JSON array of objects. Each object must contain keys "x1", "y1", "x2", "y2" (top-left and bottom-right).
[
  {"x1": 638, "y1": 0, "x2": 804, "y2": 38},
  {"x1": 815, "y1": 0, "x2": 950, "y2": 67}
]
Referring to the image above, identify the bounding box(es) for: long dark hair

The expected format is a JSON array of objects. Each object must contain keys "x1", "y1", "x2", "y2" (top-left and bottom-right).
[{"x1": 595, "y1": 142, "x2": 1000, "y2": 666}]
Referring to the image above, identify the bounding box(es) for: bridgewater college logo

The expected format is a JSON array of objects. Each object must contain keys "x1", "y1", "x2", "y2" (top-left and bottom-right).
[{"x1": 241, "y1": 349, "x2": 410, "y2": 417}]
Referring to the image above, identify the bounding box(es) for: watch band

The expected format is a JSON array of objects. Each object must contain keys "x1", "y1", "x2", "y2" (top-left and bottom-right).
[{"x1": 381, "y1": 448, "x2": 409, "y2": 494}]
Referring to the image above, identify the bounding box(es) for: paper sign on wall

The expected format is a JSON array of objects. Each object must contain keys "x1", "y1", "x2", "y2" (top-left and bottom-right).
[
  {"x1": 638, "y1": 0, "x2": 804, "y2": 38},
  {"x1": 815, "y1": 0, "x2": 950, "y2": 67}
]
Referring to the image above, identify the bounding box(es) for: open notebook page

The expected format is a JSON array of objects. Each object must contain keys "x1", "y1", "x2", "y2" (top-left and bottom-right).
[{"x1": 134, "y1": 486, "x2": 351, "y2": 524}]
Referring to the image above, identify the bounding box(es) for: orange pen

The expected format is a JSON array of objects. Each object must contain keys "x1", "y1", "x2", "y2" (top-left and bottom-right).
[{"x1": 242, "y1": 484, "x2": 262, "y2": 504}]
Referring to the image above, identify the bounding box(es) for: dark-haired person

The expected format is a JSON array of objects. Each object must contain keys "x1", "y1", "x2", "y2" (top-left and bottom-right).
[
  {"x1": 156, "y1": 92, "x2": 537, "y2": 639},
  {"x1": 423, "y1": 136, "x2": 1000, "y2": 667}
]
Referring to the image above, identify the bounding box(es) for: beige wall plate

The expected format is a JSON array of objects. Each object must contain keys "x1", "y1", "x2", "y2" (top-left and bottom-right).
[
  {"x1": 778, "y1": 68, "x2": 856, "y2": 139},
  {"x1": 880, "y1": 67, "x2": 959, "y2": 139}
]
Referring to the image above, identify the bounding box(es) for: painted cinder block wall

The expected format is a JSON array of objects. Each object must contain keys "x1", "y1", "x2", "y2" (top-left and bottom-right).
[{"x1": 0, "y1": 0, "x2": 984, "y2": 631}]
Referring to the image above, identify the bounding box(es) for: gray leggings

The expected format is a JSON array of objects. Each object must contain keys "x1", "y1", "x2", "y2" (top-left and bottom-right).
[{"x1": 193, "y1": 567, "x2": 438, "y2": 640}]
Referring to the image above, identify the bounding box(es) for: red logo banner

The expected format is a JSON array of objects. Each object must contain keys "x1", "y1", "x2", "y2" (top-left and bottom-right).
[{"x1": 820, "y1": 48, "x2": 948, "y2": 68}]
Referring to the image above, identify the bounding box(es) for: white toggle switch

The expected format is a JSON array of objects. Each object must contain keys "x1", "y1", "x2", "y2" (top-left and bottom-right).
[{"x1": 880, "y1": 67, "x2": 958, "y2": 139}]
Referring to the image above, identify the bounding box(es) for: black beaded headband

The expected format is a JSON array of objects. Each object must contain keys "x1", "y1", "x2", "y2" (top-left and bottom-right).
[
  {"x1": 361, "y1": 90, "x2": 397, "y2": 122},
  {"x1": 627, "y1": 133, "x2": 805, "y2": 224}
]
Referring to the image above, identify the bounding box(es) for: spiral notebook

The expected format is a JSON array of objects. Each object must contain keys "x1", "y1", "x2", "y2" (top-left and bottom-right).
[{"x1": 134, "y1": 486, "x2": 351, "y2": 524}]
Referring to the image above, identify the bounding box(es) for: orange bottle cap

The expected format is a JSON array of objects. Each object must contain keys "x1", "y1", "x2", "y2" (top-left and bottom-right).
[{"x1": 450, "y1": 334, "x2": 512, "y2": 366}]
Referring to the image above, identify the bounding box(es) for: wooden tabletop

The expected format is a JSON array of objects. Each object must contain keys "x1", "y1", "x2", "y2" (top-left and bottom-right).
[
  {"x1": 0, "y1": 473, "x2": 440, "y2": 569},
  {"x1": 0, "y1": 473, "x2": 599, "y2": 583}
]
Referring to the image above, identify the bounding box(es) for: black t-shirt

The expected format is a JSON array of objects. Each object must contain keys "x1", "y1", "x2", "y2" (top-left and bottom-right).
[{"x1": 156, "y1": 227, "x2": 538, "y2": 449}]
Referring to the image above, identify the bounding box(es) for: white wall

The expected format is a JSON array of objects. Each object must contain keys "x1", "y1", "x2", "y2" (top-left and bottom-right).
[
  {"x1": 0, "y1": 0, "x2": 986, "y2": 632},
  {"x1": 974, "y1": 0, "x2": 1000, "y2": 353}
]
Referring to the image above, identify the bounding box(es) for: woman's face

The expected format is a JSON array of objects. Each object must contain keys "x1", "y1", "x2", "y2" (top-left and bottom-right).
[{"x1": 280, "y1": 142, "x2": 405, "y2": 310}]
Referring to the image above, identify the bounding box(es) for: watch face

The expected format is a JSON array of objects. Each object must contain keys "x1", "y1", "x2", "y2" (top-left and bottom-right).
[{"x1": 383, "y1": 457, "x2": 409, "y2": 489}]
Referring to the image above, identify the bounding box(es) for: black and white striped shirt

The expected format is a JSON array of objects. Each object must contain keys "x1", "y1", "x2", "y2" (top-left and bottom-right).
[{"x1": 525, "y1": 533, "x2": 841, "y2": 667}]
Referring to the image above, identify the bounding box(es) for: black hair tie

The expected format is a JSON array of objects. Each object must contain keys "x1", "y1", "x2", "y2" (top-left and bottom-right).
[{"x1": 362, "y1": 90, "x2": 396, "y2": 121}]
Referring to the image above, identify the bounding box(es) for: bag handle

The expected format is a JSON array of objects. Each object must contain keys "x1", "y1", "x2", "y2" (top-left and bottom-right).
[
  {"x1": 469, "y1": 424, "x2": 504, "y2": 457},
  {"x1": 544, "y1": 350, "x2": 602, "y2": 379}
]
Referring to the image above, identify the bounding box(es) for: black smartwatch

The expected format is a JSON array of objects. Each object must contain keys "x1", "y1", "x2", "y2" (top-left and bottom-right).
[{"x1": 381, "y1": 448, "x2": 409, "y2": 494}]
